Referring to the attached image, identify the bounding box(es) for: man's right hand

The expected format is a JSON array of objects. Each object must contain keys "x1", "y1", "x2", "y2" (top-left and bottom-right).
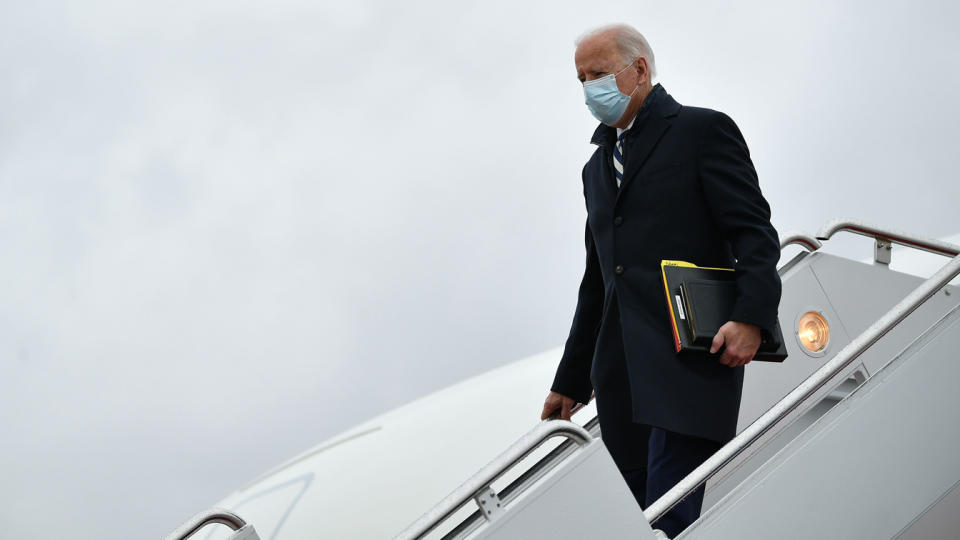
[{"x1": 540, "y1": 391, "x2": 578, "y2": 421}]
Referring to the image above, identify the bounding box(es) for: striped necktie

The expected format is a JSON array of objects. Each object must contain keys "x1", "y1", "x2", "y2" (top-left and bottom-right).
[{"x1": 613, "y1": 132, "x2": 626, "y2": 188}]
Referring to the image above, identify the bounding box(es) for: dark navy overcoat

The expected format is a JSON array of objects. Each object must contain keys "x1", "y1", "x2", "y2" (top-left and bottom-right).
[{"x1": 550, "y1": 84, "x2": 782, "y2": 443}]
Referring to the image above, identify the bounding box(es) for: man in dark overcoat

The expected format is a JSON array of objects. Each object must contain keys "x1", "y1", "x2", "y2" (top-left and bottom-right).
[{"x1": 540, "y1": 23, "x2": 782, "y2": 537}]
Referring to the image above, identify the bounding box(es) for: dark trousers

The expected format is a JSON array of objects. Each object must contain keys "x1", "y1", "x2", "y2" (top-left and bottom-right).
[{"x1": 591, "y1": 294, "x2": 722, "y2": 538}]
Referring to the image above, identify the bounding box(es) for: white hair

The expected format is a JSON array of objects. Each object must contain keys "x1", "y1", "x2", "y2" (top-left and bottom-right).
[{"x1": 575, "y1": 23, "x2": 657, "y2": 80}]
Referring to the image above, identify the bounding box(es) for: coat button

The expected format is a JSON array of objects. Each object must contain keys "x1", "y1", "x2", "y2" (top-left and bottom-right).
[
  {"x1": 614, "y1": 216, "x2": 623, "y2": 226},
  {"x1": 615, "y1": 265, "x2": 624, "y2": 275}
]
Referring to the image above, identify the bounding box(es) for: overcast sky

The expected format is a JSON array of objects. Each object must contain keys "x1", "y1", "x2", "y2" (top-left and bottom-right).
[{"x1": 2, "y1": 1, "x2": 958, "y2": 538}]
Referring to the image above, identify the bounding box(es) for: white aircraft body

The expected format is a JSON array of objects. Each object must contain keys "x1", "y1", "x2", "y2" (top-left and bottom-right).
[{"x1": 165, "y1": 222, "x2": 960, "y2": 540}]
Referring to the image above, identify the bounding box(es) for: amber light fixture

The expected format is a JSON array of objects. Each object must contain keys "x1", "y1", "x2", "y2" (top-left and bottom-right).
[{"x1": 797, "y1": 311, "x2": 830, "y2": 353}]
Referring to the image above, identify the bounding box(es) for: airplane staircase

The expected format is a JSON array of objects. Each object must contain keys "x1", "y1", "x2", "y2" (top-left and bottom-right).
[{"x1": 391, "y1": 219, "x2": 960, "y2": 540}]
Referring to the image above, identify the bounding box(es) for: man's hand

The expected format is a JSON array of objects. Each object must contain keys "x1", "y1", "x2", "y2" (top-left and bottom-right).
[
  {"x1": 710, "y1": 321, "x2": 762, "y2": 367},
  {"x1": 540, "y1": 391, "x2": 577, "y2": 421}
]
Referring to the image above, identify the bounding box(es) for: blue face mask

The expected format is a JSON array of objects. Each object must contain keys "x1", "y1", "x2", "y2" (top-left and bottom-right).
[{"x1": 582, "y1": 60, "x2": 639, "y2": 125}]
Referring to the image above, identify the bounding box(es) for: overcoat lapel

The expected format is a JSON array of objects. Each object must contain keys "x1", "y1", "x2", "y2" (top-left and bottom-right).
[
  {"x1": 615, "y1": 95, "x2": 681, "y2": 206},
  {"x1": 590, "y1": 126, "x2": 620, "y2": 203}
]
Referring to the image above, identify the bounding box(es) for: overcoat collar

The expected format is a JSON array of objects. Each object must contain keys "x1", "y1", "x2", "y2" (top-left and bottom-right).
[
  {"x1": 589, "y1": 84, "x2": 682, "y2": 205},
  {"x1": 589, "y1": 83, "x2": 678, "y2": 147}
]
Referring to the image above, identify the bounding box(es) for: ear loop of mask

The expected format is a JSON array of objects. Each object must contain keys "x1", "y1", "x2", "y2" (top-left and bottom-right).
[{"x1": 622, "y1": 56, "x2": 642, "y2": 97}]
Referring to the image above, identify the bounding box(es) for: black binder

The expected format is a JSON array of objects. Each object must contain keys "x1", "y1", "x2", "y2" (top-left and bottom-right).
[{"x1": 660, "y1": 260, "x2": 788, "y2": 362}]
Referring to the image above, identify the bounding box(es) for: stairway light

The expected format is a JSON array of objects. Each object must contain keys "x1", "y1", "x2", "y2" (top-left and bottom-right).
[{"x1": 797, "y1": 311, "x2": 830, "y2": 353}]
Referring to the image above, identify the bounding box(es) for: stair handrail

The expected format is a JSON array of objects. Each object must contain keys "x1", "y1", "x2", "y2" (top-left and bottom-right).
[
  {"x1": 394, "y1": 419, "x2": 592, "y2": 540},
  {"x1": 163, "y1": 508, "x2": 247, "y2": 540},
  {"x1": 779, "y1": 232, "x2": 822, "y2": 252},
  {"x1": 816, "y1": 218, "x2": 960, "y2": 258},
  {"x1": 643, "y1": 251, "x2": 960, "y2": 525}
]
